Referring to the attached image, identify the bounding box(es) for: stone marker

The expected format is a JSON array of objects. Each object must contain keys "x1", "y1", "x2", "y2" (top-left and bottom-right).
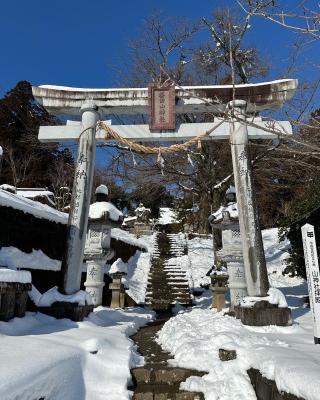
[{"x1": 301, "y1": 223, "x2": 320, "y2": 344}]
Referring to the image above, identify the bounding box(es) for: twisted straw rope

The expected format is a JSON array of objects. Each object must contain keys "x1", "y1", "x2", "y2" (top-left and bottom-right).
[{"x1": 97, "y1": 119, "x2": 225, "y2": 155}]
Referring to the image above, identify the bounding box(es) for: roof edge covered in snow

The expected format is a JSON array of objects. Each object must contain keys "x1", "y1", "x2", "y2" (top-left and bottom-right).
[{"x1": 32, "y1": 79, "x2": 298, "y2": 116}]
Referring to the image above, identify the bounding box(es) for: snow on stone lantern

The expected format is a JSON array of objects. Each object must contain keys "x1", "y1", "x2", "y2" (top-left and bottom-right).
[
  {"x1": 84, "y1": 185, "x2": 123, "y2": 306},
  {"x1": 208, "y1": 186, "x2": 248, "y2": 309},
  {"x1": 109, "y1": 258, "x2": 128, "y2": 308}
]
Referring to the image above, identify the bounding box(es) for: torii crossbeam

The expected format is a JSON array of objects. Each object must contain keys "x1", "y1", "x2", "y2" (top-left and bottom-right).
[{"x1": 32, "y1": 79, "x2": 297, "y2": 298}]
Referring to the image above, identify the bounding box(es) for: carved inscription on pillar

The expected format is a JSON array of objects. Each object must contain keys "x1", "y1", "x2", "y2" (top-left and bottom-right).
[{"x1": 148, "y1": 84, "x2": 175, "y2": 130}]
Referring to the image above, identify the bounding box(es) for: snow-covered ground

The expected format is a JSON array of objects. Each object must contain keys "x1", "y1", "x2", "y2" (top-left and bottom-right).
[
  {"x1": 157, "y1": 228, "x2": 317, "y2": 400},
  {"x1": 0, "y1": 231, "x2": 155, "y2": 400},
  {"x1": 0, "y1": 307, "x2": 154, "y2": 400},
  {"x1": 0, "y1": 227, "x2": 314, "y2": 400},
  {"x1": 157, "y1": 207, "x2": 178, "y2": 225}
]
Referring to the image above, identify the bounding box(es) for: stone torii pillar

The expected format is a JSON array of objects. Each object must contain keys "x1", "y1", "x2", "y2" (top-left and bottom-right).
[
  {"x1": 228, "y1": 100, "x2": 269, "y2": 297},
  {"x1": 61, "y1": 100, "x2": 100, "y2": 294}
]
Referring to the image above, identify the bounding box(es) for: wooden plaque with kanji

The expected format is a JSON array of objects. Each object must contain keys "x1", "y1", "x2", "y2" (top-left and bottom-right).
[{"x1": 148, "y1": 84, "x2": 176, "y2": 130}]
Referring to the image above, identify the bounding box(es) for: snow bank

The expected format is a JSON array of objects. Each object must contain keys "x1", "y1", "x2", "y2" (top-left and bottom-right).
[
  {"x1": 241, "y1": 287, "x2": 288, "y2": 308},
  {"x1": 158, "y1": 207, "x2": 178, "y2": 225},
  {"x1": 0, "y1": 184, "x2": 16, "y2": 193},
  {"x1": 0, "y1": 247, "x2": 61, "y2": 271},
  {"x1": 16, "y1": 189, "x2": 56, "y2": 207},
  {"x1": 111, "y1": 228, "x2": 149, "y2": 251},
  {"x1": 158, "y1": 306, "x2": 320, "y2": 400},
  {"x1": 37, "y1": 287, "x2": 93, "y2": 307},
  {"x1": 156, "y1": 228, "x2": 318, "y2": 400},
  {"x1": 120, "y1": 234, "x2": 155, "y2": 304},
  {"x1": 0, "y1": 188, "x2": 68, "y2": 224},
  {"x1": 89, "y1": 201, "x2": 123, "y2": 222},
  {"x1": 0, "y1": 307, "x2": 154, "y2": 400},
  {"x1": 0, "y1": 268, "x2": 31, "y2": 283},
  {"x1": 187, "y1": 236, "x2": 214, "y2": 288}
]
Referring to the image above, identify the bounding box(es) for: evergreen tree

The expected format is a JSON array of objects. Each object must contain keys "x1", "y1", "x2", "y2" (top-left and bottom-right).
[{"x1": 0, "y1": 81, "x2": 74, "y2": 190}]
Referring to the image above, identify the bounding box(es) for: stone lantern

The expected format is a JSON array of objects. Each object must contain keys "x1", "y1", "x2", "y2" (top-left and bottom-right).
[
  {"x1": 208, "y1": 186, "x2": 248, "y2": 309},
  {"x1": 109, "y1": 258, "x2": 128, "y2": 308},
  {"x1": 134, "y1": 203, "x2": 152, "y2": 237},
  {"x1": 84, "y1": 185, "x2": 123, "y2": 306},
  {"x1": 210, "y1": 271, "x2": 229, "y2": 311}
]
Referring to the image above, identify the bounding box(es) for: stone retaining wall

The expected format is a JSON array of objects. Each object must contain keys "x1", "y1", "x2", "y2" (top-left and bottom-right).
[{"x1": 247, "y1": 368, "x2": 305, "y2": 400}]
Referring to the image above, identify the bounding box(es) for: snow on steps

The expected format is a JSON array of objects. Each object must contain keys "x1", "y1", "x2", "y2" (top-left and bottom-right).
[{"x1": 145, "y1": 233, "x2": 191, "y2": 310}]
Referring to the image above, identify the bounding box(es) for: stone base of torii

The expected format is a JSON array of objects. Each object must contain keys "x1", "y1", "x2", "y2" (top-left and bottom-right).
[{"x1": 32, "y1": 79, "x2": 297, "y2": 324}]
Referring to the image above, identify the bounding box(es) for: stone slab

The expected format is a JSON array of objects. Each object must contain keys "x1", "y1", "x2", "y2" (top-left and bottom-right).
[
  {"x1": 234, "y1": 301, "x2": 292, "y2": 326},
  {"x1": 38, "y1": 302, "x2": 94, "y2": 321}
]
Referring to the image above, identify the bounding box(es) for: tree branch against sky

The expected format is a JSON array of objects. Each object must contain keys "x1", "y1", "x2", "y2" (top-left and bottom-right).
[{"x1": 95, "y1": 1, "x2": 320, "y2": 231}]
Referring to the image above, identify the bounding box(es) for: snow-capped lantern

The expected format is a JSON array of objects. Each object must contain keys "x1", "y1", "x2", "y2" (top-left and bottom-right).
[
  {"x1": 208, "y1": 186, "x2": 247, "y2": 309},
  {"x1": 135, "y1": 202, "x2": 151, "y2": 223},
  {"x1": 84, "y1": 185, "x2": 123, "y2": 306},
  {"x1": 134, "y1": 202, "x2": 152, "y2": 237},
  {"x1": 109, "y1": 258, "x2": 127, "y2": 309}
]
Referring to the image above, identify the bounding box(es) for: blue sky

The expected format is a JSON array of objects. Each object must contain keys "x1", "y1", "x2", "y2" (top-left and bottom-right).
[{"x1": 1, "y1": 0, "x2": 318, "y2": 97}]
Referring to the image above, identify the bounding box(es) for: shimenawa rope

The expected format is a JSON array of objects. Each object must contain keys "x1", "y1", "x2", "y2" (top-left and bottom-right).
[{"x1": 97, "y1": 119, "x2": 225, "y2": 155}]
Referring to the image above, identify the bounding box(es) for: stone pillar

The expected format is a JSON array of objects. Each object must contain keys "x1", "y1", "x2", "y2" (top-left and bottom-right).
[
  {"x1": 110, "y1": 272, "x2": 125, "y2": 308},
  {"x1": 228, "y1": 100, "x2": 269, "y2": 297},
  {"x1": 61, "y1": 100, "x2": 100, "y2": 294},
  {"x1": 84, "y1": 260, "x2": 105, "y2": 306},
  {"x1": 211, "y1": 273, "x2": 229, "y2": 312},
  {"x1": 227, "y1": 262, "x2": 247, "y2": 308}
]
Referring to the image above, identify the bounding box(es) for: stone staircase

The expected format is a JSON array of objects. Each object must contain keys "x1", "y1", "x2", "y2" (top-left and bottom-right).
[
  {"x1": 145, "y1": 233, "x2": 191, "y2": 310},
  {"x1": 131, "y1": 314, "x2": 205, "y2": 400}
]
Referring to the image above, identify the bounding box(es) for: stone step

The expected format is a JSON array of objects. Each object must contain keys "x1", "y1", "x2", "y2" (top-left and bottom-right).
[
  {"x1": 150, "y1": 272, "x2": 184, "y2": 276},
  {"x1": 132, "y1": 367, "x2": 206, "y2": 386},
  {"x1": 146, "y1": 290, "x2": 190, "y2": 296},
  {"x1": 133, "y1": 388, "x2": 204, "y2": 400},
  {"x1": 146, "y1": 287, "x2": 190, "y2": 293},
  {"x1": 145, "y1": 296, "x2": 190, "y2": 303}
]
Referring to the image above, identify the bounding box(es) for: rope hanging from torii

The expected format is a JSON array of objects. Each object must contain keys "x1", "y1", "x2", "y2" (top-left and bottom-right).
[{"x1": 97, "y1": 119, "x2": 225, "y2": 155}]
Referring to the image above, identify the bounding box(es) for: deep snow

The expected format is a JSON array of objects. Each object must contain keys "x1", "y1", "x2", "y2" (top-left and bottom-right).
[
  {"x1": 157, "y1": 228, "x2": 317, "y2": 400},
  {"x1": 0, "y1": 307, "x2": 154, "y2": 400},
  {"x1": 0, "y1": 227, "x2": 316, "y2": 400}
]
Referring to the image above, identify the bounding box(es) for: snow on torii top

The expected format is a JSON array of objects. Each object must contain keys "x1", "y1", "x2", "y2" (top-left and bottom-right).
[{"x1": 32, "y1": 79, "x2": 298, "y2": 116}]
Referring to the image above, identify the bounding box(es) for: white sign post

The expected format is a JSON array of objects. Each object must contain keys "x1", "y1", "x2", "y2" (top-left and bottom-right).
[{"x1": 301, "y1": 223, "x2": 320, "y2": 344}]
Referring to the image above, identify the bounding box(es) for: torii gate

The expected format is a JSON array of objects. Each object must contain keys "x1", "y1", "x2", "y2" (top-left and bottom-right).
[{"x1": 32, "y1": 79, "x2": 297, "y2": 300}]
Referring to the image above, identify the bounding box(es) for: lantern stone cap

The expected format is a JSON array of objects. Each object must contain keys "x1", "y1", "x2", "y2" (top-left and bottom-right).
[
  {"x1": 32, "y1": 79, "x2": 297, "y2": 116},
  {"x1": 89, "y1": 201, "x2": 123, "y2": 222},
  {"x1": 226, "y1": 186, "x2": 236, "y2": 195},
  {"x1": 95, "y1": 185, "x2": 109, "y2": 196}
]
